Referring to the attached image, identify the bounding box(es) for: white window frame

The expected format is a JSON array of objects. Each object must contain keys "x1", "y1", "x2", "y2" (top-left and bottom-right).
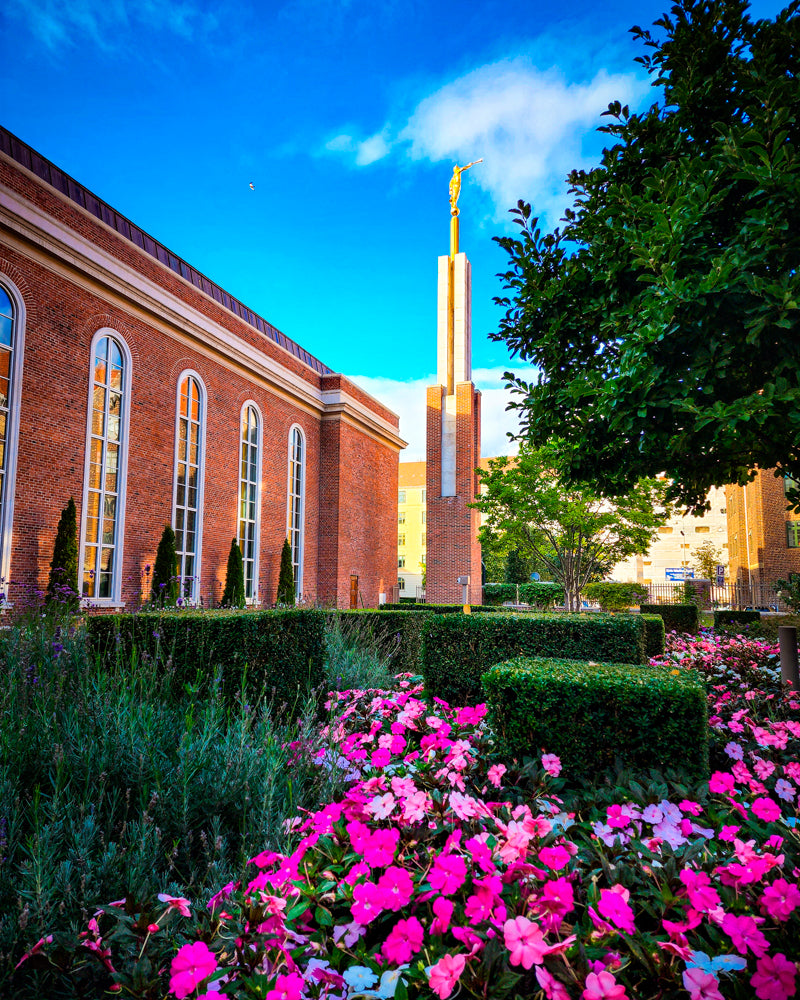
[
  {"x1": 0, "y1": 276, "x2": 26, "y2": 604},
  {"x1": 172, "y1": 370, "x2": 207, "y2": 604},
  {"x1": 286, "y1": 423, "x2": 306, "y2": 599},
  {"x1": 238, "y1": 401, "x2": 263, "y2": 604},
  {"x1": 78, "y1": 329, "x2": 132, "y2": 606}
]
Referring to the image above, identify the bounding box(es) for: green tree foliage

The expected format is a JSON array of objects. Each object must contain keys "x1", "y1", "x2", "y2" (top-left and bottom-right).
[
  {"x1": 493, "y1": 0, "x2": 800, "y2": 513},
  {"x1": 276, "y1": 538, "x2": 296, "y2": 606},
  {"x1": 473, "y1": 443, "x2": 668, "y2": 611},
  {"x1": 46, "y1": 497, "x2": 79, "y2": 608},
  {"x1": 151, "y1": 525, "x2": 178, "y2": 606},
  {"x1": 692, "y1": 539, "x2": 726, "y2": 580},
  {"x1": 504, "y1": 548, "x2": 530, "y2": 584},
  {"x1": 221, "y1": 538, "x2": 246, "y2": 608}
]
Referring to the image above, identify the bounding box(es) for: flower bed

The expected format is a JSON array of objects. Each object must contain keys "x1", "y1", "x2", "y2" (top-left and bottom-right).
[{"x1": 16, "y1": 633, "x2": 800, "y2": 999}]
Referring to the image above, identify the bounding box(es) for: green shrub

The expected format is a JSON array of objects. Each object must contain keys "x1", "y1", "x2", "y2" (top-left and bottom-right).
[
  {"x1": 87, "y1": 609, "x2": 325, "y2": 708},
  {"x1": 740, "y1": 613, "x2": 800, "y2": 642},
  {"x1": 641, "y1": 613, "x2": 666, "y2": 658},
  {"x1": 640, "y1": 603, "x2": 699, "y2": 634},
  {"x1": 380, "y1": 603, "x2": 499, "y2": 614},
  {"x1": 46, "y1": 497, "x2": 79, "y2": 609},
  {"x1": 328, "y1": 610, "x2": 427, "y2": 677},
  {"x1": 277, "y1": 538, "x2": 295, "y2": 606},
  {"x1": 421, "y1": 612, "x2": 647, "y2": 706},
  {"x1": 714, "y1": 610, "x2": 762, "y2": 629},
  {"x1": 151, "y1": 524, "x2": 178, "y2": 606},
  {"x1": 482, "y1": 656, "x2": 708, "y2": 781},
  {"x1": 221, "y1": 538, "x2": 245, "y2": 608},
  {"x1": 583, "y1": 581, "x2": 648, "y2": 611},
  {"x1": 482, "y1": 582, "x2": 565, "y2": 608}
]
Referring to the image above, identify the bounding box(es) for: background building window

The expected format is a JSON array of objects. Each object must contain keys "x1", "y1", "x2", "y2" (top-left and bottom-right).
[
  {"x1": 421, "y1": 489, "x2": 426, "y2": 502},
  {"x1": 695, "y1": 526, "x2": 710, "y2": 533},
  {"x1": 82, "y1": 333, "x2": 129, "y2": 600},
  {"x1": 398, "y1": 512, "x2": 405, "y2": 524},
  {"x1": 421, "y1": 510, "x2": 426, "y2": 524},
  {"x1": 398, "y1": 490, "x2": 406, "y2": 503},
  {"x1": 398, "y1": 577, "x2": 405, "y2": 590},
  {"x1": 658, "y1": 526, "x2": 674, "y2": 534},
  {"x1": 173, "y1": 373, "x2": 204, "y2": 600},
  {"x1": 287, "y1": 425, "x2": 305, "y2": 597},
  {"x1": 0, "y1": 283, "x2": 21, "y2": 599},
  {"x1": 787, "y1": 522, "x2": 800, "y2": 548},
  {"x1": 238, "y1": 404, "x2": 261, "y2": 601},
  {"x1": 422, "y1": 533, "x2": 426, "y2": 547},
  {"x1": 398, "y1": 533, "x2": 406, "y2": 547},
  {"x1": 398, "y1": 556, "x2": 405, "y2": 568}
]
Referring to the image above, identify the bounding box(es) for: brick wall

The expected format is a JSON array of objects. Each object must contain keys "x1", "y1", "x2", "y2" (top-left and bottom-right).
[{"x1": 726, "y1": 470, "x2": 800, "y2": 586}]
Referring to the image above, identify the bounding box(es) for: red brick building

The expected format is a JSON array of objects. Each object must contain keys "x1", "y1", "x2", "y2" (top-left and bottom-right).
[
  {"x1": 725, "y1": 471, "x2": 800, "y2": 590},
  {"x1": 0, "y1": 126, "x2": 404, "y2": 610}
]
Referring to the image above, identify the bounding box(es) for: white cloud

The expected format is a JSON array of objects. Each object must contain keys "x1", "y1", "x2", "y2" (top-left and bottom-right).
[
  {"x1": 322, "y1": 50, "x2": 649, "y2": 226},
  {"x1": 5, "y1": 0, "x2": 218, "y2": 52},
  {"x1": 350, "y1": 366, "x2": 529, "y2": 462}
]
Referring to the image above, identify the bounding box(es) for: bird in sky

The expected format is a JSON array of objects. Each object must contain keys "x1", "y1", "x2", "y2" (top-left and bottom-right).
[{"x1": 249, "y1": 182, "x2": 255, "y2": 190}]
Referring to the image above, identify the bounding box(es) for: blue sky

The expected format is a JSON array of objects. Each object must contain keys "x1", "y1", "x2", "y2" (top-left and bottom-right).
[{"x1": 0, "y1": 0, "x2": 786, "y2": 458}]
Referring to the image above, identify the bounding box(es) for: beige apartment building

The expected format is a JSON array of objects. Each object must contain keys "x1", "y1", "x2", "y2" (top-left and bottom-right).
[{"x1": 397, "y1": 461, "x2": 427, "y2": 596}]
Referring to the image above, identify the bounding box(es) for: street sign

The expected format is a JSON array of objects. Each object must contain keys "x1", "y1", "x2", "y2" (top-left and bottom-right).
[
  {"x1": 530, "y1": 572, "x2": 540, "y2": 581},
  {"x1": 666, "y1": 568, "x2": 694, "y2": 581},
  {"x1": 716, "y1": 564, "x2": 725, "y2": 585}
]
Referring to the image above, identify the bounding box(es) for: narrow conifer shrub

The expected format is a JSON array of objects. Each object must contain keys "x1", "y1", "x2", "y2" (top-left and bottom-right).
[
  {"x1": 46, "y1": 497, "x2": 79, "y2": 608},
  {"x1": 151, "y1": 524, "x2": 178, "y2": 606},
  {"x1": 221, "y1": 538, "x2": 245, "y2": 608},
  {"x1": 277, "y1": 538, "x2": 295, "y2": 606}
]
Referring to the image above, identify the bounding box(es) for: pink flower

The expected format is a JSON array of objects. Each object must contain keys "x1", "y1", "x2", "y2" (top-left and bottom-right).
[
  {"x1": 597, "y1": 886, "x2": 636, "y2": 935},
  {"x1": 536, "y1": 966, "x2": 571, "y2": 1000},
  {"x1": 722, "y1": 912, "x2": 770, "y2": 957},
  {"x1": 750, "y1": 953, "x2": 797, "y2": 1000},
  {"x1": 368, "y1": 793, "x2": 396, "y2": 820},
  {"x1": 538, "y1": 845, "x2": 572, "y2": 870},
  {"x1": 488, "y1": 764, "x2": 507, "y2": 787},
  {"x1": 760, "y1": 879, "x2": 800, "y2": 922},
  {"x1": 582, "y1": 970, "x2": 627, "y2": 999},
  {"x1": 503, "y1": 916, "x2": 549, "y2": 969},
  {"x1": 682, "y1": 968, "x2": 724, "y2": 1000},
  {"x1": 363, "y1": 828, "x2": 400, "y2": 868},
  {"x1": 448, "y1": 792, "x2": 483, "y2": 820},
  {"x1": 351, "y1": 881, "x2": 383, "y2": 924},
  {"x1": 542, "y1": 753, "x2": 562, "y2": 777},
  {"x1": 679, "y1": 869, "x2": 721, "y2": 914},
  {"x1": 430, "y1": 854, "x2": 467, "y2": 895},
  {"x1": 719, "y1": 824, "x2": 741, "y2": 842},
  {"x1": 266, "y1": 972, "x2": 306, "y2": 1000},
  {"x1": 158, "y1": 893, "x2": 192, "y2": 918},
  {"x1": 382, "y1": 916, "x2": 424, "y2": 964},
  {"x1": 370, "y1": 748, "x2": 391, "y2": 768},
  {"x1": 752, "y1": 797, "x2": 781, "y2": 823},
  {"x1": 377, "y1": 866, "x2": 414, "y2": 911},
  {"x1": 169, "y1": 941, "x2": 218, "y2": 999},
  {"x1": 427, "y1": 953, "x2": 466, "y2": 999},
  {"x1": 431, "y1": 896, "x2": 454, "y2": 935}
]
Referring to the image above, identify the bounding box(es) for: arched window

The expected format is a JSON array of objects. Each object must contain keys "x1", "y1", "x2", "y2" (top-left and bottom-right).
[
  {"x1": 173, "y1": 372, "x2": 206, "y2": 601},
  {"x1": 0, "y1": 280, "x2": 25, "y2": 601},
  {"x1": 81, "y1": 331, "x2": 131, "y2": 602},
  {"x1": 238, "y1": 403, "x2": 261, "y2": 602},
  {"x1": 287, "y1": 425, "x2": 305, "y2": 597}
]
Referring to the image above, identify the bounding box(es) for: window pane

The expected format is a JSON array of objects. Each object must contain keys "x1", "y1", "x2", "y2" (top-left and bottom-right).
[
  {"x1": 0, "y1": 348, "x2": 10, "y2": 383},
  {"x1": 0, "y1": 286, "x2": 11, "y2": 318},
  {"x1": 109, "y1": 365, "x2": 122, "y2": 391},
  {"x1": 109, "y1": 340, "x2": 122, "y2": 369},
  {"x1": 107, "y1": 415, "x2": 121, "y2": 441},
  {"x1": 86, "y1": 517, "x2": 99, "y2": 543},
  {"x1": 102, "y1": 518, "x2": 115, "y2": 544}
]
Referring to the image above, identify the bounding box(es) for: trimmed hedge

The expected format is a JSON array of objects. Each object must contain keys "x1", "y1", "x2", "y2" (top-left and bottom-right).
[
  {"x1": 713, "y1": 610, "x2": 762, "y2": 628},
  {"x1": 86, "y1": 609, "x2": 326, "y2": 708},
  {"x1": 583, "y1": 581, "x2": 648, "y2": 611},
  {"x1": 482, "y1": 582, "x2": 565, "y2": 608},
  {"x1": 641, "y1": 613, "x2": 666, "y2": 658},
  {"x1": 640, "y1": 603, "x2": 699, "y2": 634},
  {"x1": 483, "y1": 657, "x2": 708, "y2": 781},
  {"x1": 380, "y1": 603, "x2": 499, "y2": 614},
  {"x1": 421, "y1": 612, "x2": 647, "y2": 706},
  {"x1": 331, "y1": 609, "x2": 427, "y2": 674}
]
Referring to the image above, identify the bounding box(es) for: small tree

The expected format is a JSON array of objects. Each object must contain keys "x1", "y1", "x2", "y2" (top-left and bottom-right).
[
  {"x1": 775, "y1": 574, "x2": 800, "y2": 613},
  {"x1": 47, "y1": 497, "x2": 79, "y2": 609},
  {"x1": 504, "y1": 548, "x2": 529, "y2": 585},
  {"x1": 151, "y1": 525, "x2": 178, "y2": 606},
  {"x1": 276, "y1": 538, "x2": 295, "y2": 606},
  {"x1": 221, "y1": 538, "x2": 245, "y2": 608},
  {"x1": 692, "y1": 540, "x2": 725, "y2": 580}
]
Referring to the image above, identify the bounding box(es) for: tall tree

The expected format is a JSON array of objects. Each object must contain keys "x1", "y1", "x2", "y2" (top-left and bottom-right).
[
  {"x1": 151, "y1": 525, "x2": 178, "y2": 606},
  {"x1": 692, "y1": 539, "x2": 726, "y2": 580},
  {"x1": 47, "y1": 498, "x2": 79, "y2": 609},
  {"x1": 221, "y1": 539, "x2": 245, "y2": 608},
  {"x1": 493, "y1": 0, "x2": 800, "y2": 513},
  {"x1": 276, "y1": 538, "x2": 296, "y2": 606},
  {"x1": 504, "y1": 548, "x2": 530, "y2": 585},
  {"x1": 473, "y1": 443, "x2": 668, "y2": 611}
]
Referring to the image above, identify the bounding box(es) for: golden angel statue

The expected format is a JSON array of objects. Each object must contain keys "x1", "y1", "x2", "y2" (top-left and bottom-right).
[{"x1": 449, "y1": 159, "x2": 483, "y2": 216}]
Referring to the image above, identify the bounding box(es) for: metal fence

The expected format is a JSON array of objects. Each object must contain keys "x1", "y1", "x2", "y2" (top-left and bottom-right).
[{"x1": 644, "y1": 580, "x2": 789, "y2": 612}]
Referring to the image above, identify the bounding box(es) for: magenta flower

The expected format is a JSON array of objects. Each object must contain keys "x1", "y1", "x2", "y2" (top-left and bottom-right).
[
  {"x1": 751, "y1": 797, "x2": 781, "y2": 823},
  {"x1": 682, "y1": 968, "x2": 724, "y2": 1000},
  {"x1": 427, "y1": 953, "x2": 466, "y2": 999},
  {"x1": 362, "y1": 828, "x2": 400, "y2": 868},
  {"x1": 169, "y1": 941, "x2": 218, "y2": 999},
  {"x1": 760, "y1": 879, "x2": 800, "y2": 922},
  {"x1": 722, "y1": 912, "x2": 770, "y2": 957},
  {"x1": 266, "y1": 972, "x2": 305, "y2": 1000},
  {"x1": 536, "y1": 966, "x2": 571, "y2": 1000},
  {"x1": 597, "y1": 886, "x2": 636, "y2": 935},
  {"x1": 382, "y1": 916, "x2": 424, "y2": 964},
  {"x1": 750, "y1": 953, "x2": 797, "y2": 1000},
  {"x1": 503, "y1": 916, "x2": 549, "y2": 969},
  {"x1": 431, "y1": 896, "x2": 454, "y2": 935},
  {"x1": 581, "y1": 970, "x2": 628, "y2": 999},
  {"x1": 351, "y1": 881, "x2": 383, "y2": 924},
  {"x1": 430, "y1": 853, "x2": 467, "y2": 895},
  {"x1": 538, "y1": 844, "x2": 572, "y2": 871},
  {"x1": 709, "y1": 771, "x2": 737, "y2": 795},
  {"x1": 377, "y1": 866, "x2": 414, "y2": 911}
]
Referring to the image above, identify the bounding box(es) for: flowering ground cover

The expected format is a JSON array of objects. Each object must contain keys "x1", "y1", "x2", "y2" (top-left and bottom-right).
[{"x1": 15, "y1": 631, "x2": 800, "y2": 999}]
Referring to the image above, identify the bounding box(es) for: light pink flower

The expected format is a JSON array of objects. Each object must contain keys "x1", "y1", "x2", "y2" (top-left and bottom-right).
[
  {"x1": 169, "y1": 941, "x2": 218, "y2": 999},
  {"x1": 542, "y1": 753, "x2": 562, "y2": 777},
  {"x1": 488, "y1": 763, "x2": 507, "y2": 787},
  {"x1": 682, "y1": 968, "x2": 724, "y2": 1000},
  {"x1": 382, "y1": 916, "x2": 424, "y2": 964},
  {"x1": 750, "y1": 953, "x2": 797, "y2": 1000},
  {"x1": 430, "y1": 854, "x2": 467, "y2": 895},
  {"x1": 158, "y1": 893, "x2": 192, "y2": 917},
  {"x1": 503, "y1": 916, "x2": 549, "y2": 969},
  {"x1": 582, "y1": 970, "x2": 627, "y2": 999},
  {"x1": 427, "y1": 953, "x2": 466, "y2": 999}
]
